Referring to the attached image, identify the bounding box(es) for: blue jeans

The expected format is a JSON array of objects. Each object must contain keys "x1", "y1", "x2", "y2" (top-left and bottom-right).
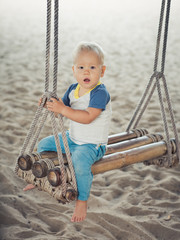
[{"x1": 37, "y1": 131, "x2": 106, "y2": 201}]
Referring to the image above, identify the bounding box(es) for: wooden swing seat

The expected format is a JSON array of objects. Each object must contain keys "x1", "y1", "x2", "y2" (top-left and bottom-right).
[{"x1": 17, "y1": 129, "x2": 178, "y2": 203}]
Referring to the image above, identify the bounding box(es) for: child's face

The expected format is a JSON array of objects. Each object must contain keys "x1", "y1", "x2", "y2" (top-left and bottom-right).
[{"x1": 72, "y1": 50, "x2": 106, "y2": 91}]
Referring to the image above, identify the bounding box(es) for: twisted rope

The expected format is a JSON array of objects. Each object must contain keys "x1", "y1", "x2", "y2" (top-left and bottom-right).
[
  {"x1": 161, "y1": 74, "x2": 180, "y2": 165},
  {"x1": 15, "y1": 0, "x2": 78, "y2": 194},
  {"x1": 45, "y1": 0, "x2": 51, "y2": 92},
  {"x1": 156, "y1": 73, "x2": 172, "y2": 165},
  {"x1": 15, "y1": 102, "x2": 45, "y2": 174},
  {"x1": 126, "y1": 72, "x2": 156, "y2": 131},
  {"x1": 58, "y1": 114, "x2": 77, "y2": 191},
  {"x1": 53, "y1": 0, "x2": 59, "y2": 95},
  {"x1": 126, "y1": 0, "x2": 179, "y2": 167},
  {"x1": 32, "y1": 152, "x2": 42, "y2": 161},
  {"x1": 50, "y1": 112, "x2": 67, "y2": 195},
  {"x1": 153, "y1": 0, "x2": 166, "y2": 72},
  {"x1": 15, "y1": 0, "x2": 52, "y2": 175},
  {"x1": 161, "y1": 0, "x2": 171, "y2": 74},
  {"x1": 28, "y1": 108, "x2": 49, "y2": 153},
  {"x1": 51, "y1": 0, "x2": 77, "y2": 193},
  {"x1": 42, "y1": 158, "x2": 55, "y2": 170}
]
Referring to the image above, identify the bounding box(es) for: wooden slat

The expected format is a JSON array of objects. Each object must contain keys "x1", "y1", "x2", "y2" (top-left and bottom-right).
[{"x1": 92, "y1": 140, "x2": 172, "y2": 175}]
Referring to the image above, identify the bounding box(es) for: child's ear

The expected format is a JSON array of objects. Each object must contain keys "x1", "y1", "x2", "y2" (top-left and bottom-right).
[
  {"x1": 101, "y1": 65, "x2": 106, "y2": 77},
  {"x1": 72, "y1": 66, "x2": 75, "y2": 77}
]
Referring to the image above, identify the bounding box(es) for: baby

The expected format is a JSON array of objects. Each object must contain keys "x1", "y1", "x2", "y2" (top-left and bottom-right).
[{"x1": 24, "y1": 42, "x2": 111, "y2": 222}]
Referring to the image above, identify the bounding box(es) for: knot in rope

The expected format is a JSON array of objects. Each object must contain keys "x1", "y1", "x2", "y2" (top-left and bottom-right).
[{"x1": 154, "y1": 71, "x2": 163, "y2": 79}]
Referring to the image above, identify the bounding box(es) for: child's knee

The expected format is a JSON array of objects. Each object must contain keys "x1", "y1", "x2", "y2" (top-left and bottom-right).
[
  {"x1": 37, "y1": 139, "x2": 46, "y2": 152},
  {"x1": 37, "y1": 136, "x2": 56, "y2": 152}
]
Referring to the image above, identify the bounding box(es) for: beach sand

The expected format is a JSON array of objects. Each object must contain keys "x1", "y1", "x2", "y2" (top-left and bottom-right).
[{"x1": 0, "y1": 0, "x2": 180, "y2": 239}]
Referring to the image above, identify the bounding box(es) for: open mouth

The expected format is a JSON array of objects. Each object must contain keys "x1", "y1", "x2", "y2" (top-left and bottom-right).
[{"x1": 83, "y1": 78, "x2": 90, "y2": 83}]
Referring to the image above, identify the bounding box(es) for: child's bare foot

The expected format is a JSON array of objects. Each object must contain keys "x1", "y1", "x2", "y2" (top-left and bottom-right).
[
  {"x1": 71, "y1": 200, "x2": 87, "y2": 222},
  {"x1": 23, "y1": 184, "x2": 36, "y2": 191}
]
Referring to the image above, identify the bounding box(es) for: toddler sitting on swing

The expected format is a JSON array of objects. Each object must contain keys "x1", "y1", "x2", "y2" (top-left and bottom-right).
[{"x1": 24, "y1": 42, "x2": 111, "y2": 222}]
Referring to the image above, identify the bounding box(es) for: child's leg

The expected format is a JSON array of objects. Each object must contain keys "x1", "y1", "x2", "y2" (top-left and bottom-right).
[
  {"x1": 23, "y1": 184, "x2": 36, "y2": 191},
  {"x1": 71, "y1": 144, "x2": 106, "y2": 222},
  {"x1": 37, "y1": 132, "x2": 70, "y2": 153}
]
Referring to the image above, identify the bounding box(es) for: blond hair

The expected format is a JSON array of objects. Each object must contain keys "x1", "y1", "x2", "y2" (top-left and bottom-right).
[{"x1": 73, "y1": 42, "x2": 105, "y2": 65}]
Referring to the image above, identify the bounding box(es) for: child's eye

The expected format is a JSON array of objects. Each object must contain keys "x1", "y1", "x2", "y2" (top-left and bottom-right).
[
  {"x1": 78, "y1": 66, "x2": 84, "y2": 69},
  {"x1": 90, "y1": 66, "x2": 96, "y2": 69}
]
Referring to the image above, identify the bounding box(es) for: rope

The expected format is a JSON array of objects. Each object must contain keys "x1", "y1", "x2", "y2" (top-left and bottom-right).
[
  {"x1": 156, "y1": 73, "x2": 172, "y2": 165},
  {"x1": 126, "y1": 0, "x2": 179, "y2": 167},
  {"x1": 58, "y1": 114, "x2": 77, "y2": 191},
  {"x1": 126, "y1": 72, "x2": 156, "y2": 131},
  {"x1": 45, "y1": 0, "x2": 51, "y2": 92},
  {"x1": 28, "y1": 109, "x2": 49, "y2": 153},
  {"x1": 15, "y1": 102, "x2": 45, "y2": 174},
  {"x1": 32, "y1": 152, "x2": 42, "y2": 161},
  {"x1": 153, "y1": 0, "x2": 166, "y2": 72},
  {"x1": 50, "y1": 111, "x2": 67, "y2": 195},
  {"x1": 15, "y1": 0, "x2": 77, "y2": 196},
  {"x1": 53, "y1": 0, "x2": 59, "y2": 95},
  {"x1": 162, "y1": 75, "x2": 180, "y2": 162},
  {"x1": 161, "y1": 0, "x2": 171, "y2": 74},
  {"x1": 42, "y1": 158, "x2": 55, "y2": 170}
]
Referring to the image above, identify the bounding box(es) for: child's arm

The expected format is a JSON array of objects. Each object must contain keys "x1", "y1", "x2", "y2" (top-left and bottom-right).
[{"x1": 46, "y1": 98, "x2": 102, "y2": 124}]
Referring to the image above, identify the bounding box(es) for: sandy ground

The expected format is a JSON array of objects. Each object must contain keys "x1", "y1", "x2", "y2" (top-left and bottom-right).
[{"x1": 0, "y1": 0, "x2": 180, "y2": 239}]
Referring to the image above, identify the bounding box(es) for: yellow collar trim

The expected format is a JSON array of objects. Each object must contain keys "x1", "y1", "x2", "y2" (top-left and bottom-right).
[{"x1": 74, "y1": 81, "x2": 101, "y2": 99}]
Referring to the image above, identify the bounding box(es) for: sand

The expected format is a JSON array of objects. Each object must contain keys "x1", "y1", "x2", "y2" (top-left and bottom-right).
[{"x1": 0, "y1": 0, "x2": 180, "y2": 239}]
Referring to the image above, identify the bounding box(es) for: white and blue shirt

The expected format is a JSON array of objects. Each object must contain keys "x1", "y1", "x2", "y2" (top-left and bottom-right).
[{"x1": 62, "y1": 82, "x2": 111, "y2": 145}]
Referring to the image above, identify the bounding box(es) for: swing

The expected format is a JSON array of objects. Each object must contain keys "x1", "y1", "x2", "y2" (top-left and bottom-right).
[{"x1": 15, "y1": 0, "x2": 179, "y2": 204}]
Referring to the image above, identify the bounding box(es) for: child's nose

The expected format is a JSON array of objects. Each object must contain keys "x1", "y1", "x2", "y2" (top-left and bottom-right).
[{"x1": 84, "y1": 68, "x2": 90, "y2": 74}]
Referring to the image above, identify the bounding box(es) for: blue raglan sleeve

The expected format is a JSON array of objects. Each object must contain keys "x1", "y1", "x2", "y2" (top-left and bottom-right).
[
  {"x1": 62, "y1": 83, "x2": 77, "y2": 107},
  {"x1": 88, "y1": 85, "x2": 110, "y2": 110}
]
